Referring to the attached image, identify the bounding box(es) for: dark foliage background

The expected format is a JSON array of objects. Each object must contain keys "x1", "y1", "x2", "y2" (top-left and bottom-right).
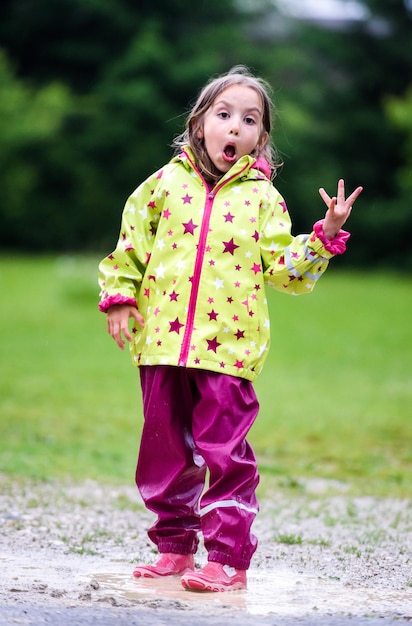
[{"x1": 0, "y1": 0, "x2": 411, "y2": 266}]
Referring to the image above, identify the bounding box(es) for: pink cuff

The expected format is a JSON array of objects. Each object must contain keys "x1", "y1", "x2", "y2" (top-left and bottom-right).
[
  {"x1": 313, "y1": 220, "x2": 350, "y2": 255},
  {"x1": 98, "y1": 295, "x2": 137, "y2": 313}
]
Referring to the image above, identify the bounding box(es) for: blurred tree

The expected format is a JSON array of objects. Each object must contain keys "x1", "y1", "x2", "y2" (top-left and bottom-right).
[
  {"x1": 0, "y1": 0, "x2": 411, "y2": 265},
  {"x1": 0, "y1": 0, "x2": 269, "y2": 251},
  {"x1": 263, "y1": 0, "x2": 412, "y2": 266}
]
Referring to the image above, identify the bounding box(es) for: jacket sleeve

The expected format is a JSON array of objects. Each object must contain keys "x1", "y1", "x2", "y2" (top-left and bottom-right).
[
  {"x1": 260, "y1": 187, "x2": 350, "y2": 295},
  {"x1": 98, "y1": 169, "x2": 164, "y2": 312}
]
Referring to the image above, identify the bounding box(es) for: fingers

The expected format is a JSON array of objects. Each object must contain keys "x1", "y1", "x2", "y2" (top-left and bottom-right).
[
  {"x1": 131, "y1": 307, "x2": 145, "y2": 329},
  {"x1": 320, "y1": 181, "x2": 363, "y2": 210},
  {"x1": 346, "y1": 186, "x2": 363, "y2": 206},
  {"x1": 319, "y1": 187, "x2": 333, "y2": 208},
  {"x1": 106, "y1": 305, "x2": 143, "y2": 350},
  {"x1": 107, "y1": 316, "x2": 129, "y2": 350}
]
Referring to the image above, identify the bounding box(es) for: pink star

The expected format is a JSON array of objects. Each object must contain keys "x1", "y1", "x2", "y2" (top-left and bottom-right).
[
  {"x1": 208, "y1": 310, "x2": 218, "y2": 321},
  {"x1": 252, "y1": 230, "x2": 260, "y2": 242},
  {"x1": 169, "y1": 317, "x2": 184, "y2": 334},
  {"x1": 182, "y1": 193, "x2": 193, "y2": 204},
  {"x1": 251, "y1": 263, "x2": 261, "y2": 275},
  {"x1": 224, "y1": 212, "x2": 235, "y2": 222},
  {"x1": 234, "y1": 359, "x2": 244, "y2": 369},
  {"x1": 206, "y1": 336, "x2": 221, "y2": 353},
  {"x1": 163, "y1": 208, "x2": 171, "y2": 219},
  {"x1": 234, "y1": 329, "x2": 245, "y2": 340},
  {"x1": 222, "y1": 238, "x2": 239, "y2": 255},
  {"x1": 182, "y1": 219, "x2": 198, "y2": 235},
  {"x1": 169, "y1": 290, "x2": 179, "y2": 302},
  {"x1": 280, "y1": 201, "x2": 288, "y2": 213}
]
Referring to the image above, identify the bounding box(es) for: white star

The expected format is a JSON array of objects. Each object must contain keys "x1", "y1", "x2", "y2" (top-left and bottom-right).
[
  {"x1": 214, "y1": 278, "x2": 224, "y2": 290},
  {"x1": 154, "y1": 262, "x2": 166, "y2": 278},
  {"x1": 138, "y1": 204, "x2": 148, "y2": 219},
  {"x1": 156, "y1": 238, "x2": 165, "y2": 250}
]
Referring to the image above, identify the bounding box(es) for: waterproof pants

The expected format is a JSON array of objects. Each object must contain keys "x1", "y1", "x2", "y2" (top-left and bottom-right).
[{"x1": 136, "y1": 365, "x2": 260, "y2": 570}]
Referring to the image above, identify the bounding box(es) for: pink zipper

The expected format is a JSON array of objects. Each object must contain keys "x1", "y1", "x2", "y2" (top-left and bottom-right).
[{"x1": 178, "y1": 155, "x2": 249, "y2": 367}]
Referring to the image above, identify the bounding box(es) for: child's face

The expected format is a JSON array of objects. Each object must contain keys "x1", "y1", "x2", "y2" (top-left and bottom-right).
[{"x1": 198, "y1": 84, "x2": 268, "y2": 175}]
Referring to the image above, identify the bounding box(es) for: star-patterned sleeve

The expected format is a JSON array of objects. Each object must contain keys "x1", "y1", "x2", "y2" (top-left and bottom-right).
[
  {"x1": 98, "y1": 168, "x2": 164, "y2": 311},
  {"x1": 259, "y1": 187, "x2": 346, "y2": 295}
]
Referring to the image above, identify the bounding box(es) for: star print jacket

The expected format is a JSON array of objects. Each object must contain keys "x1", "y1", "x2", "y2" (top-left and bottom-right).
[{"x1": 98, "y1": 147, "x2": 350, "y2": 382}]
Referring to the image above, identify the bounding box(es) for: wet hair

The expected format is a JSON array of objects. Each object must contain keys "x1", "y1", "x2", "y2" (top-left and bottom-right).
[{"x1": 173, "y1": 65, "x2": 282, "y2": 183}]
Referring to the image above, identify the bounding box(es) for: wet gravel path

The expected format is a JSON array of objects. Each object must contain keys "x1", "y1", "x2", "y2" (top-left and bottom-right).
[{"x1": 0, "y1": 477, "x2": 411, "y2": 625}]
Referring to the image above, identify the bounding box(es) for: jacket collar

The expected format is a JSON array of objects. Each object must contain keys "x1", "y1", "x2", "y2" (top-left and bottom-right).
[{"x1": 174, "y1": 147, "x2": 271, "y2": 183}]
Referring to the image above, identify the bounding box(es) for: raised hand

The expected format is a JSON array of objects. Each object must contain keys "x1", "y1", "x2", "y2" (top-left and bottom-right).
[{"x1": 319, "y1": 179, "x2": 363, "y2": 240}]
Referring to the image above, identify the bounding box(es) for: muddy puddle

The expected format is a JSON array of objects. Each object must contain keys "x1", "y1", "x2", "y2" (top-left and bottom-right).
[{"x1": 93, "y1": 568, "x2": 412, "y2": 617}]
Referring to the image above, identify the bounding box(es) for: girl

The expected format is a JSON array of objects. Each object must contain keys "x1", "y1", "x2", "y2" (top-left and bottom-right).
[{"x1": 98, "y1": 66, "x2": 362, "y2": 592}]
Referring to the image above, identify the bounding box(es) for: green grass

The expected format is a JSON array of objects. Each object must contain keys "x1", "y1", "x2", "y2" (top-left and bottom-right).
[{"x1": 0, "y1": 256, "x2": 411, "y2": 496}]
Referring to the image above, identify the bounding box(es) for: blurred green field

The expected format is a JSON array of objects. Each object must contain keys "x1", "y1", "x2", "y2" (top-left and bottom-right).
[{"x1": 0, "y1": 256, "x2": 411, "y2": 496}]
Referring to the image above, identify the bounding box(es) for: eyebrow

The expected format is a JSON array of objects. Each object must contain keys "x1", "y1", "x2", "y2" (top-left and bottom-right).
[{"x1": 214, "y1": 99, "x2": 262, "y2": 115}]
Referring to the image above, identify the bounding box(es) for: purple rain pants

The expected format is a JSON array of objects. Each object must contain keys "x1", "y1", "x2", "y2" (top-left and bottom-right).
[{"x1": 135, "y1": 365, "x2": 260, "y2": 570}]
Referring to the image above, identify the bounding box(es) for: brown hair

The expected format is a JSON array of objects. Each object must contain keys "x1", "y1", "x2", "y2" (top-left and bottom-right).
[{"x1": 173, "y1": 65, "x2": 282, "y2": 183}]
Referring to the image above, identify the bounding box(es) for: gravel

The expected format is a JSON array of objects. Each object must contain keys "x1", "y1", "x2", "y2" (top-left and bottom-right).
[{"x1": 0, "y1": 476, "x2": 411, "y2": 623}]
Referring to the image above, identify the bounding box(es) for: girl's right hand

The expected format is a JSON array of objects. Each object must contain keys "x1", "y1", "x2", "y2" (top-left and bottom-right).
[{"x1": 106, "y1": 304, "x2": 145, "y2": 350}]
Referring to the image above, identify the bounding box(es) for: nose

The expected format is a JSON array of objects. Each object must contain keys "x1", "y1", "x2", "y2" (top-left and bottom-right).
[{"x1": 229, "y1": 116, "x2": 240, "y2": 135}]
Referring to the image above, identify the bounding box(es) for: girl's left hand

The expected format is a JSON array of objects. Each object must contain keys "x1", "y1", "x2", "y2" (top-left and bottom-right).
[{"x1": 319, "y1": 179, "x2": 363, "y2": 240}]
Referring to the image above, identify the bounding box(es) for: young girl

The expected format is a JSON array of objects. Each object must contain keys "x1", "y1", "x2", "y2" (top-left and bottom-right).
[{"x1": 98, "y1": 66, "x2": 362, "y2": 593}]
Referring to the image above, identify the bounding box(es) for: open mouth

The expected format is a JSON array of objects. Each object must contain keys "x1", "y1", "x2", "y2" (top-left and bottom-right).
[{"x1": 223, "y1": 143, "x2": 237, "y2": 163}]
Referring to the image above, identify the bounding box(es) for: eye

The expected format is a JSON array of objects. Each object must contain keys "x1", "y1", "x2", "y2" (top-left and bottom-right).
[
  {"x1": 218, "y1": 111, "x2": 230, "y2": 119},
  {"x1": 244, "y1": 116, "x2": 257, "y2": 125}
]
